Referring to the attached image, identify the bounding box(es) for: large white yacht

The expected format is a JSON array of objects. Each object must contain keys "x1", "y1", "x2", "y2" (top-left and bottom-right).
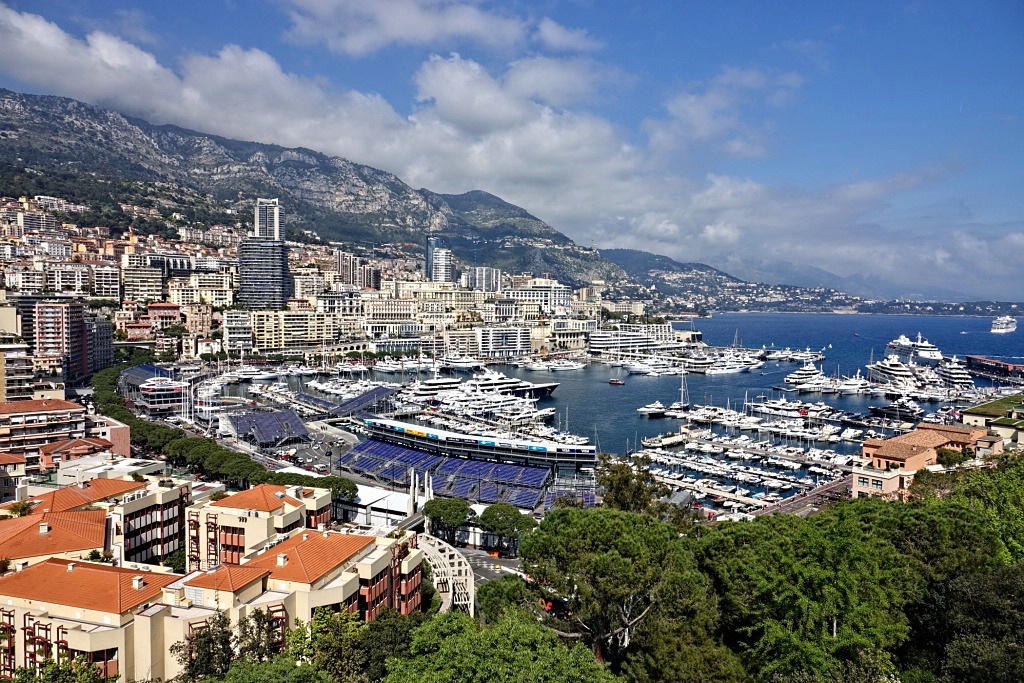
[
  {"x1": 885, "y1": 332, "x2": 942, "y2": 365},
  {"x1": 866, "y1": 355, "x2": 918, "y2": 387},
  {"x1": 991, "y1": 316, "x2": 1017, "y2": 334},
  {"x1": 837, "y1": 369, "x2": 871, "y2": 395},
  {"x1": 935, "y1": 356, "x2": 975, "y2": 389},
  {"x1": 784, "y1": 361, "x2": 825, "y2": 386}
]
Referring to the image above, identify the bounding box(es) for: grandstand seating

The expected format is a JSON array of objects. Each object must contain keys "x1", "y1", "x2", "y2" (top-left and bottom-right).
[
  {"x1": 229, "y1": 409, "x2": 309, "y2": 445},
  {"x1": 337, "y1": 438, "x2": 555, "y2": 509},
  {"x1": 329, "y1": 387, "x2": 398, "y2": 417}
]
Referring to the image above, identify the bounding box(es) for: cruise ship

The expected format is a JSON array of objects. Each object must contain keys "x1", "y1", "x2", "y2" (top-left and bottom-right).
[
  {"x1": 991, "y1": 316, "x2": 1017, "y2": 334},
  {"x1": 935, "y1": 356, "x2": 975, "y2": 389},
  {"x1": 885, "y1": 332, "x2": 942, "y2": 365}
]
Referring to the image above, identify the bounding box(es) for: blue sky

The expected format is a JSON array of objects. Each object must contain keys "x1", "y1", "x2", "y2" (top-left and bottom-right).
[{"x1": 1, "y1": 0, "x2": 1022, "y2": 300}]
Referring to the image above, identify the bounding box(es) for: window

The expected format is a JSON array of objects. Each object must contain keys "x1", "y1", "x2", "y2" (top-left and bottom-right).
[
  {"x1": 857, "y1": 477, "x2": 869, "y2": 487},
  {"x1": 871, "y1": 479, "x2": 883, "y2": 490}
]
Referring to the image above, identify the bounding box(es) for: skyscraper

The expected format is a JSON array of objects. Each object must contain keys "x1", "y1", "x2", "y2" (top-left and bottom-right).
[
  {"x1": 238, "y1": 239, "x2": 292, "y2": 310},
  {"x1": 425, "y1": 236, "x2": 441, "y2": 281},
  {"x1": 254, "y1": 198, "x2": 281, "y2": 240},
  {"x1": 430, "y1": 248, "x2": 454, "y2": 283}
]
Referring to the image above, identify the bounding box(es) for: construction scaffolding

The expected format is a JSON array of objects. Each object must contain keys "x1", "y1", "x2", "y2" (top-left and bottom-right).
[{"x1": 0, "y1": 609, "x2": 14, "y2": 681}]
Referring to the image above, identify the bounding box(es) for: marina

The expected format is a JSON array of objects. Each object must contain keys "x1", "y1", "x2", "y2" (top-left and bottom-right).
[{"x1": 196, "y1": 312, "x2": 1020, "y2": 516}]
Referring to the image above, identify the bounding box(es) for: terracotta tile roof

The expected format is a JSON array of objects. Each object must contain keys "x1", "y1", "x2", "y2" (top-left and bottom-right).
[
  {"x1": 185, "y1": 565, "x2": 270, "y2": 592},
  {"x1": 875, "y1": 441, "x2": 933, "y2": 461},
  {"x1": 0, "y1": 398, "x2": 85, "y2": 415},
  {"x1": 0, "y1": 558, "x2": 178, "y2": 613},
  {"x1": 39, "y1": 437, "x2": 114, "y2": 455},
  {"x1": 0, "y1": 452, "x2": 25, "y2": 465},
  {"x1": 3, "y1": 479, "x2": 146, "y2": 515},
  {"x1": 0, "y1": 510, "x2": 106, "y2": 560},
  {"x1": 244, "y1": 532, "x2": 375, "y2": 584},
  {"x1": 917, "y1": 423, "x2": 976, "y2": 437},
  {"x1": 211, "y1": 484, "x2": 303, "y2": 513}
]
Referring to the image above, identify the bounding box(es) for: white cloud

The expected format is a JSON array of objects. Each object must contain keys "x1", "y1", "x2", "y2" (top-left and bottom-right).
[
  {"x1": 534, "y1": 18, "x2": 601, "y2": 52},
  {"x1": 281, "y1": 0, "x2": 526, "y2": 55},
  {"x1": 644, "y1": 66, "x2": 803, "y2": 158},
  {"x1": 503, "y1": 57, "x2": 608, "y2": 108},
  {"x1": 0, "y1": 4, "x2": 1018, "y2": 299}
]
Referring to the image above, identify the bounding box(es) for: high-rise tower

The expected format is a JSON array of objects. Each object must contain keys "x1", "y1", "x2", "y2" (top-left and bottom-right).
[
  {"x1": 254, "y1": 198, "x2": 281, "y2": 240},
  {"x1": 425, "y1": 236, "x2": 441, "y2": 281}
]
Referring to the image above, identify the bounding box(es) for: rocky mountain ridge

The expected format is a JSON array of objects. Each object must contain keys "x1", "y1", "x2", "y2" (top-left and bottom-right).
[{"x1": 0, "y1": 88, "x2": 627, "y2": 287}]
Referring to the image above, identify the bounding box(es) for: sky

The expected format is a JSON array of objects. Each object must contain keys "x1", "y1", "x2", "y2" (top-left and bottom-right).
[{"x1": 0, "y1": 0, "x2": 1022, "y2": 300}]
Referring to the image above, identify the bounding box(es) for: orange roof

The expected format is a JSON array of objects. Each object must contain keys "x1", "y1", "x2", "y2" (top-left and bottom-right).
[
  {"x1": 0, "y1": 452, "x2": 25, "y2": 465},
  {"x1": 0, "y1": 558, "x2": 178, "y2": 613},
  {"x1": 0, "y1": 510, "x2": 106, "y2": 560},
  {"x1": 0, "y1": 398, "x2": 85, "y2": 415},
  {"x1": 185, "y1": 565, "x2": 270, "y2": 592},
  {"x1": 244, "y1": 532, "x2": 375, "y2": 584},
  {"x1": 211, "y1": 484, "x2": 304, "y2": 513},
  {"x1": 39, "y1": 437, "x2": 114, "y2": 455},
  {"x1": 3, "y1": 479, "x2": 146, "y2": 515}
]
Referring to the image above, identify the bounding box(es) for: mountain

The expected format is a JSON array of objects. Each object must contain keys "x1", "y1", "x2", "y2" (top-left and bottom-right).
[
  {"x1": 0, "y1": 88, "x2": 626, "y2": 287},
  {"x1": 715, "y1": 257, "x2": 979, "y2": 302}
]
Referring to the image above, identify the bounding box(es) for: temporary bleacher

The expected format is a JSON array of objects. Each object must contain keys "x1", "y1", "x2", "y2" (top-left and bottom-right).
[
  {"x1": 229, "y1": 409, "x2": 309, "y2": 446},
  {"x1": 328, "y1": 386, "x2": 399, "y2": 417},
  {"x1": 543, "y1": 490, "x2": 597, "y2": 510},
  {"x1": 339, "y1": 438, "x2": 552, "y2": 509}
]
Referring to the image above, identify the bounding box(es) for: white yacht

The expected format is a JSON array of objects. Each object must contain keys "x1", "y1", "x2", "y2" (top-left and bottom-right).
[
  {"x1": 547, "y1": 359, "x2": 586, "y2": 371},
  {"x1": 866, "y1": 355, "x2": 917, "y2": 387},
  {"x1": 837, "y1": 369, "x2": 871, "y2": 395},
  {"x1": 935, "y1": 356, "x2": 975, "y2": 389},
  {"x1": 637, "y1": 400, "x2": 668, "y2": 417},
  {"x1": 886, "y1": 332, "x2": 943, "y2": 365},
  {"x1": 784, "y1": 361, "x2": 824, "y2": 385},
  {"x1": 991, "y1": 316, "x2": 1017, "y2": 334}
]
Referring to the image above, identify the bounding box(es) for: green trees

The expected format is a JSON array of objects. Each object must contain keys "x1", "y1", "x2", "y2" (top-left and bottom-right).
[
  {"x1": 383, "y1": 611, "x2": 617, "y2": 683},
  {"x1": 11, "y1": 656, "x2": 111, "y2": 683},
  {"x1": 596, "y1": 453, "x2": 669, "y2": 516},
  {"x1": 171, "y1": 610, "x2": 235, "y2": 682},
  {"x1": 520, "y1": 507, "x2": 704, "y2": 661},
  {"x1": 287, "y1": 609, "x2": 368, "y2": 683},
  {"x1": 478, "y1": 502, "x2": 536, "y2": 557},
  {"x1": 422, "y1": 498, "x2": 474, "y2": 545}
]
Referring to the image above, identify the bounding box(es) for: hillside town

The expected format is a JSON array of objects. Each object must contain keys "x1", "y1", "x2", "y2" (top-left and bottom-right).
[{"x1": 0, "y1": 192, "x2": 1021, "y2": 682}]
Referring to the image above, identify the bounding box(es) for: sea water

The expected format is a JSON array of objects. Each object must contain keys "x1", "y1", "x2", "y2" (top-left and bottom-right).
[{"x1": 503, "y1": 313, "x2": 1021, "y2": 456}]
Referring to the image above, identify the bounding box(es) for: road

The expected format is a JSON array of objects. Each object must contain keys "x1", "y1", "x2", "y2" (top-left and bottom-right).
[
  {"x1": 460, "y1": 548, "x2": 524, "y2": 586},
  {"x1": 753, "y1": 474, "x2": 853, "y2": 517}
]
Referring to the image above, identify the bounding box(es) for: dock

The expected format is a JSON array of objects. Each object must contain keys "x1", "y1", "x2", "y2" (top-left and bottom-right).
[{"x1": 654, "y1": 474, "x2": 769, "y2": 508}]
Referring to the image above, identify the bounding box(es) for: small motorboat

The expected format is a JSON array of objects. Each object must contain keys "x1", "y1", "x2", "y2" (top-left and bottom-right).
[{"x1": 609, "y1": 378, "x2": 625, "y2": 385}]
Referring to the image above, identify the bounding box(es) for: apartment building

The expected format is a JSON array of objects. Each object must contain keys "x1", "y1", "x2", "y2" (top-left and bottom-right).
[
  {"x1": 147, "y1": 302, "x2": 182, "y2": 331},
  {"x1": 9, "y1": 472, "x2": 193, "y2": 566},
  {"x1": 185, "y1": 483, "x2": 333, "y2": 571},
  {"x1": 0, "y1": 527, "x2": 423, "y2": 682},
  {"x1": 167, "y1": 272, "x2": 235, "y2": 307},
  {"x1": 222, "y1": 310, "x2": 254, "y2": 353},
  {"x1": 181, "y1": 303, "x2": 213, "y2": 336},
  {"x1": 89, "y1": 263, "x2": 122, "y2": 299},
  {"x1": 33, "y1": 300, "x2": 88, "y2": 382},
  {"x1": 0, "y1": 333, "x2": 36, "y2": 402},
  {"x1": 250, "y1": 310, "x2": 339, "y2": 353},
  {"x1": 0, "y1": 399, "x2": 87, "y2": 474},
  {"x1": 121, "y1": 266, "x2": 163, "y2": 302},
  {"x1": 852, "y1": 423, "x2": 996, "y2": 500},
  {"x1": 0, "y1": 452, "x2": 25, "y2": 502},
  {"x1": 43, "y1": 262, "x2": 91, "y2": 294}
]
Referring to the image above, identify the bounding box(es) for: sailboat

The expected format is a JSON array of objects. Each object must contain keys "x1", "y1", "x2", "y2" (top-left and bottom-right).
[{"x1": 665, "y1": 374, "x2": 690, "y2": 416}]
